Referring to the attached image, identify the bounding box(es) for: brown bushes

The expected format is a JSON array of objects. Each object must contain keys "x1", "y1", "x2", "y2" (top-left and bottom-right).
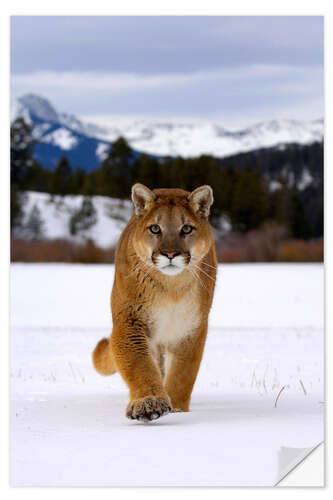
[
  {"x1": 11, "y1": 238, "x2": 116, "y2": 264},
  {"x1": 278, "y1": 238, "x2": 323, "y2": 262},
  {"x1": 216, "y1": 224, "x2": 286, "y2": 263},
  {"x1": 215, "y1": 224, "x2": 323, "y2": 263},
  {"x1": 11, "y1": 231, "x2": 323, "y2": 264}
]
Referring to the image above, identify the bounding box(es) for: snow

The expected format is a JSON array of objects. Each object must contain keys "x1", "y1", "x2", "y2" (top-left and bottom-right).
[
  {"x1": 12, "y1": 94, "x2": 60, "y2": 123},
  {"x1": 11, "y1": 94, "x2": 323, "y2": 160},
  {"x1": 20, "y1": 191, "x2": 133, "y2": 248},
  {"x1": 43, "y1": 127, "x2": 78, "y2": 150},
  {"x1": 83, "y1": 115, "x2": 324, "y2": 158},
  {"x1": 297, "y1": 168, "x2": 314, "y2": 191},
  {"x1": 269, "y1": 180, "x2": 282, "y2": 192},
  {"x1": 11, "y1": 94, "x2": 107, "y2": 138},
  {"x1": 95, "y1": 142, "x2": 110, "y2": 161},
  {"x1": 10, "y1": 263, "x2": 323, "y2": 486},
  {"x1": 19, "y1": 191, "x2": 227, "y2": 246}
]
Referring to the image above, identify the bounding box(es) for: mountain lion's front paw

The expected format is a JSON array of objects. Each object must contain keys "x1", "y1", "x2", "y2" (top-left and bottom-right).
[{"x1": 126, "y1": 396, "x2": 172, "y2": 422}]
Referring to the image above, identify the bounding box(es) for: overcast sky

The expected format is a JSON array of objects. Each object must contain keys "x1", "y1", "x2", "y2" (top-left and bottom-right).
[{"x1": 11, "y1": 16, "x2": 324, "y2": 127}]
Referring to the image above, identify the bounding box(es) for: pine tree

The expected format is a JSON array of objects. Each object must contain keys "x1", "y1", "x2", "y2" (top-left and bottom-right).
[
  {"x1": 10, "y1": 118, "x2": 35, "y2": 231},
  {"x1": 49, "y1": 156, "x2": 72, "y2": 196},
  {"x1": 268, "y1": 177, "x2": 291, "y2": 232},
  {"x1": 69, "y1": 197, "x2": 97, "y2": 236},
  {"x1": 230, "y1": 167, "x2": 269, "y2": 231},
  {"x1": 290, "y1": 190, "x2": 312, "y2": 239},
  {"x1": 11, "y1": 185, "x2": 25, "y2": 233},
  {"x1": 71, "y1": 167, "x2": 86, "y2": 194},
  {"x1": 25, "y1": 204, "x2": 45, "y2": 240},
  {"x1": 109, "y1": 137, "x2": 133, "y2": 164},
  {"x1": 132, "y1": 154, "x2": 160, "y2": 189},
  {"x1": 23, "y1": 161, "x2": 51, "y2": 192},
  {"x1": 99, "y1": 137, "x2": 133, "y2": 198},
  {"x1": 10, "y1": 118, "x2": 35, "y2": 186}
]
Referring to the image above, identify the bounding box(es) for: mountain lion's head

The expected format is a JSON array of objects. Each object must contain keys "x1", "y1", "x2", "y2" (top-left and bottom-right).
[{"x1": 131, "y1": 183, "x2": 214, "y2": 276}]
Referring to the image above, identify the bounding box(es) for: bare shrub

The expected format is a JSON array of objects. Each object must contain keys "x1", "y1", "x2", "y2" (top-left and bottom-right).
[
  {"x1": 216, "y1": 223, "x2": 287, "y2": 263},
  {"x1": 245, "y1": 223, "x2": 287, "y2": 262},
  {"x1": 215, "y1": 224, "x2": 323, "y2": 263},
  {"x1": 11, "y1": 238, "x2": 116, "y2": 264},
  {"x1": 278, "y1": 238, "x2": 323, "y2": 262},
  {"x1": 11, "y1": 233, "x2": 323, "y2": 264},
  {"x1": 71, "y1": 240, "x2": 115, "y2": 264}
]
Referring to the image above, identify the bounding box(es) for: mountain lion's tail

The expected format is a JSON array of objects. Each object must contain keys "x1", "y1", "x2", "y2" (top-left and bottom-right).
[{"x1": 92, "y1": 337, "x2": 117, "y2": 376}]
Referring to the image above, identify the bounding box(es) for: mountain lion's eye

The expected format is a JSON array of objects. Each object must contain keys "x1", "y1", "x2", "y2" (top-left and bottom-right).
[
  {"x1": 149, "y1": 224, "x2": 161, "y2": 234},
  {"x1": 181, "y1": 225, "x2": 193, "y2": 234}
]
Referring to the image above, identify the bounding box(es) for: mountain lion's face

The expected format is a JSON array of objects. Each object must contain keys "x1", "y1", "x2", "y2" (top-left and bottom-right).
[{"x1": 131, "y1": 184, "x2": 214, "y2": 276}]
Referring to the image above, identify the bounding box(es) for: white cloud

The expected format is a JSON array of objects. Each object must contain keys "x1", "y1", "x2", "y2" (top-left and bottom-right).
[
  {"x1": 12, "y1": 65, "x2": 322, "y2": 94},
  {"x1": 10, "y1": 65, "x2": 323, "y2": 124},
  {"x1": 12, "y1": 69, "x2": 204, "y2": 92}
]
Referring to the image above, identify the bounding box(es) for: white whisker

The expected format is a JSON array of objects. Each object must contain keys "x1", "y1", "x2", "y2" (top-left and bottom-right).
[
  {"x1": 201, "y1": 260, "x2": 217, "y2": 270},
  {"x1": 194, "y1": 264, "x2": 216, "y2": 283},
  {"x1": 141, "y1": 262, "x2": 155, "y2": 282},
  {"x1": 189, "y1": 268, "x2": 208, "y2": 292}
]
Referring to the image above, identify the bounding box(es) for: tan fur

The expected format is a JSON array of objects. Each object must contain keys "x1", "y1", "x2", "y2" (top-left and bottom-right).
[{"x1": 93, "y1": 184, "x2": 217, "y2": 421}]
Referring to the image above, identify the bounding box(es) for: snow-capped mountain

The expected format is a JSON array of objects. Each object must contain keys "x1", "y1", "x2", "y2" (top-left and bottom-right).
[
  {"x1": 11, "y1": 94, "x2": 114, "y2": 171},
  {"x1": 11, "y1": 94, "x2": 107, "y2": 138},
  {"x1": 11, "y1": 94, "x2": 324, "y2": 170},
  {"x1": 93, "y1": 116, "x2": 324, "y2": 158}
]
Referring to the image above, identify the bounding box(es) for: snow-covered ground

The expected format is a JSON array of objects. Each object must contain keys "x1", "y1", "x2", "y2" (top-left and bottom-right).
[
  {"x1": 18, "y1": 192, "x2": 230, "y2": 247},
  {"x1": 10, "y1": 263, "x2": 324, "y2": 486},
  {"x1": 19, "y1": 191, "x2": 133, "y2": 248}
]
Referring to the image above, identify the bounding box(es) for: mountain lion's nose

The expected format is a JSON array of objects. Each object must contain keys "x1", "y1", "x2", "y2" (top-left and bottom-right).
[{"x1": 161, "y1": 250, "x2": 180, "y2": 260}]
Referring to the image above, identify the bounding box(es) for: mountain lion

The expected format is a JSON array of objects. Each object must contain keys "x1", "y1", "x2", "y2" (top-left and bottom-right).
[{"x1": 93, "y1": 183, "x2": 217, "y2": 421}]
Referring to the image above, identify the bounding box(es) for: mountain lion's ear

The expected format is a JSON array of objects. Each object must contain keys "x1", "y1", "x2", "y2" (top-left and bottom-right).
[
  {"x1": 131, "y1": 183, "x2": 157, "y2": 216},
  {"x1": 188, "y1": 185, "x2": 214, "y2": 218}
]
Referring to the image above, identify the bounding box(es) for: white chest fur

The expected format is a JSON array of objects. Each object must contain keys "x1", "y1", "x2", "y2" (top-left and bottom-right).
[{"x1": 150, "y1": 295, "x2": 200, "y2": 347}]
